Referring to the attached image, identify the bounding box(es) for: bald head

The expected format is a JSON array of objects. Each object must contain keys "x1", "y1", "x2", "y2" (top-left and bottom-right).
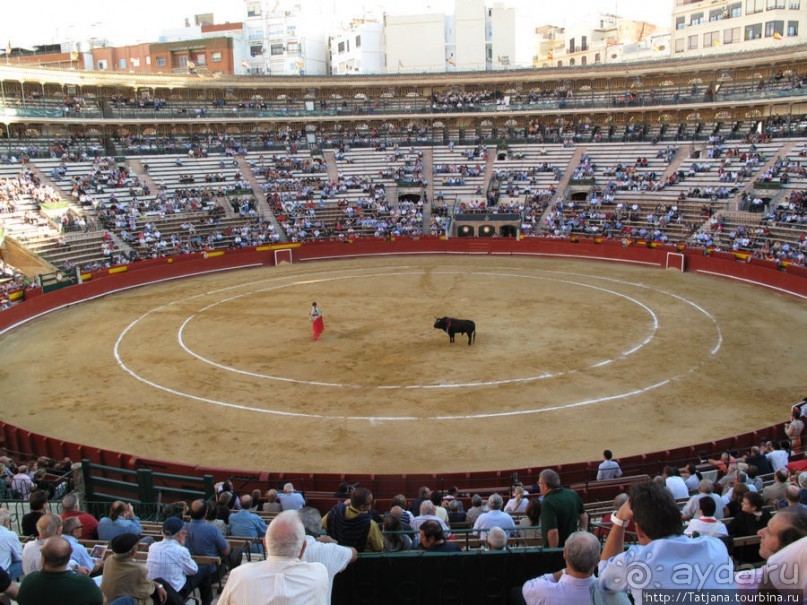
[
  {"x1": 37, "y1": 513, "x2": 62, "y2": 539},
  {"x1": 265, "y1": 510, "x2": 306, "y2": 558},
  {"x1": 420, "y1": 501, "x2": 436, "y2": 516},
  {"x1": 42, "y1": 536, "x2": 72, "y2": 571}
]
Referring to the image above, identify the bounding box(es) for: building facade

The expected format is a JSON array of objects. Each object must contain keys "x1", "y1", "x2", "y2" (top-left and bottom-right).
[{"x1": 672, "y1": 0, "x2": 805, "y2": 56}]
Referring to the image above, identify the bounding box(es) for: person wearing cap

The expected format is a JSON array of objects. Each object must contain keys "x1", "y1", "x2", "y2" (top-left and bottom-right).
[
  {"x1": 101, "y1": 533, "x2": 167, "y2": 605},
  {"x1": 146, "y1": 517, "x2": 207, "y2": 605}
]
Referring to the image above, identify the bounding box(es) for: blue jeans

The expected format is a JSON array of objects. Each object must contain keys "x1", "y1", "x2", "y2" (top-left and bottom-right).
[{"x1": 6, "y1": 561, "x2": 22, "y2": 582}]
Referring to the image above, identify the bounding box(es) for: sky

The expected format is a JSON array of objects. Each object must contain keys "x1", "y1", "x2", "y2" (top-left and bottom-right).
[{"x1": 0, "y1": 0, "x2": 674, "y2": 49}]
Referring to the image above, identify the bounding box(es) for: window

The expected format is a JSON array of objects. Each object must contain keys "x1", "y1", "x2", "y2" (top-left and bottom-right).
[
  {"x1": 250, "y1": 44, "x2": 263, "y2": 57},
  {"x1": 196, "y1": 53, "x2": 206, "y2": 65},
  {"x1": 145, "y1": 55, "x2": 151, "y2": 65},
  {"x1": 286, "y1": 25, "x2": 296, "y2": 35},
  {"x1": 155, "y1": 56, "x2": 166, "y2": 67},
  {"x1": 569, "y1": 38, "x2": 576, "y2": 53},
  {"x1": 178, "y1": 56, "x2": 188, "y2": 68},
  {"x1": 581, "y1": 35, "x2": 588, "y2": 51},
  {"x1": 338, "y1": 41, "x2": 345, "y2": 53},
  {"x1": 594, "y1": 52, "x2": 601, "y2": 63},
  {"x1": 745, "y1": 22, "x2": 763, "y2": 38},
  {"x1": 118, "y1": 59, "x2": 127, "y2": 69},
  {"x1": 724, "y1": 26, "x2": 741, "y2": 43},
  {"x1": 287, "y1": 41, "x2": 300, "y2": 53},
  {"x1": 788, "y1": 20, "x2": 799, "y2": 35},
  {"x1": 676, "y1": 16, "x2": 686, "y2": 29},
  {"x1": 746, "y1": 0, "x2": 764, "y2": 13},
  {"x1": 581, "y1": 55, "x2": 587, "y2": 65},
  {"x1": 569, "y1": 58, "x2": 575, "y2": 66},
  {"x1": 247, "y1": 3, "x2": 261, "y2": 17},
  {"x1": 688, "y1": 34, "x2": 699, "y2": 49},
  {"x1": 691, "y1": 12, "x2": 704, "y2": 25},
  {"x1": 704, "y1": 31, "x2": 720, "y2": 46},
  {"x1": 790, "y1": 1, "x2": 801, "y2": 8},
  {"x1": 767, "y1": 0, "x2": 785, "y2": 8},
  {"x1": 97, "y1": 59, "x2": 107, "y2": 70},
  {"x1": 765, "y1": 20, "x2": 784, "y2": 35},
  {"x1": 355, "y1": 35, "x2": 361, "y2": 48},
  {"x1": 211, "y1": 52, "x2": 222, "y2": 62},
  {"x1": 675, "y1": 38, "x2": 685, "y2": 52},
  {"x1": 729, "y1": 2, "x2": 743, "y2": 16},
  {"x1": 709, "y1": 8, "x2": 725, "y2": 20},
  {"x1": 270, "y1": 43, "x2": 284, "y2": 55}
]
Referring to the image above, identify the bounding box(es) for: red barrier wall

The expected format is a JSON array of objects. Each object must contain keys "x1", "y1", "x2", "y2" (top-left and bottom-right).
[{"x1": 0, "y1": 237, "x2": 802, "y2": 497}]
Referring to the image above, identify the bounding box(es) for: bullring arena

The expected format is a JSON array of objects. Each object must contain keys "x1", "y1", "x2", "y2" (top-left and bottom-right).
[{"x1": 0, "y1": 241, "x2": 804, "y2": 476}]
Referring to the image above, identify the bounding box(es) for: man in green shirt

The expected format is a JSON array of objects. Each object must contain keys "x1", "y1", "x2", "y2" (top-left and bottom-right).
[
  {"x1": 17, "y1": 536, "x2": 103, "y2": 605},
  {"x1": 538, "y1": 469, "x2": 588, "y2": 548}
]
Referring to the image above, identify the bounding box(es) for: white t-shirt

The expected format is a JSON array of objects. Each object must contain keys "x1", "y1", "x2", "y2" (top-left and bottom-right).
[{"x1": 302, "y1": 536, "x2": 354, "y2": 604}]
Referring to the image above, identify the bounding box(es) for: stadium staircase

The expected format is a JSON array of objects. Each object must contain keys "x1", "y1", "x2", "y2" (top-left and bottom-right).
[
  {"x1": 322, "y1": 149, "x2": 340, "y2": 183},
  {"x1": 234, "y1": 156, "x2": 287, "y2": 242},
  {"x1": 730, "y1": 139, "x2": 799, "y2": 213},
  {"x1": 537, "y1": 145, "x2": 586, "y2": 225},
  {"x1": 482, "y1": 145, "x2": 497, "y2": 194},
  {"x1": 126, "y1": 158, "x2": 159, "y2": 201},
  {"x1": 422, "y1": 147, "x2": 435, "y2": 206},
  {"x1": 659, "y1": 144, "x2": 692, "y2": 184}
]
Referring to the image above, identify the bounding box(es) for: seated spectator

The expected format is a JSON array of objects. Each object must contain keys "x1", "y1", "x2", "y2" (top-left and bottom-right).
[
  {"x1": 146, "y1": 516, "x2": 206, "y2": 605},
  {"x1": 262, "y1": 489, "x2": 282, "y2": 513},
  {"x1": 597, "y1": 450, "x2": 623, "y2": 481},
  {"x1": 381, "y1": 514, "x2": 412, "y2": 552},
  {"x1": 447, "y1": 500, "x2": 466, "y2": 525},
  {"x1": 410, "y1": 500, "x2": 451, "y2": 536},
  {"x1": 62, "y1": 517, "x2": 102, "y2": 576},
  {"x1": 277, "y1": 483, "x2": 305, "y2": 511},
  {"x1": 593, "y1": 494, "x2": 636, "y2": 540},
  {"x1": 663, "y1": 466, "x2": 689, "y2": 499},
  {"x1": 782, "y1": 484, "x2": 807, "y2": 512},
  {"x1": 0, "y1": 507, "x2": 22, "y2": 581},
  {"x1": 60, "y1": 493, "x2": 99, "y2": 540},
  {"x1": 101, "y1": 533, "x2": 166, "y2": 605},
  {"x1": 485, "y1": 526, "x2": 508, "y2": 551},
  {"x1": 725, "y1": 484, "x2": 750, "y2": 518},
  {"x1": 681, "y1": 464, "x2": 701, "y2": 493},
  {"x1": 227, "y1": 494, "x2": 267, "y2": 549},
  {"x1": 521, "y1": 531, "x2": 603, "y2": 605},
  {"x1": 185, "y1": 500, "x2": 230, "y2": 605},
  {"x1": 682, "y1": 480, "x2": 724, "y2": 521},
  {"x1": 762, "y1": 469, "x2": 790, "y2": 507},
  {"x1": 418, "y1": 520, "x2": 460, "y2": 552},
  {"x1": 466, "y1": 494, "x2": 487, "y2": 527},
  {"x1": 205, "y1": 498, "x2": 229, "y2": 536},
  {"x1": 518, "y1": 498, "x2": 543, "y2": 540},
  {"x1": 21, "y1": 490, "x2": 48, "y2": 538},
  {"x1": 599, "y1": 481, "x2": 734, "y2": 602},
  {"x1": 17, "y1": 537, "x2": 102, "y2": 605},
  {"x1": 429, "y1": 491, "x2": 449, "y2": 523},
  {"x1": 684, "y1": 497, "x2": 728, "y2": 538},
  {"x1": 299, "y1": 507, "x2": 356, "y2": 602},
  {"x1": 11, "y1": 466, "x2": 34, "y2": 501},
  {"x1": 98, "y1": 501, "x2": 143, "y2": 542},
  {"x1": 473, "y1": 494, "x2": 515, "y2": 539},
  {"x1": 323, "y1": 487, "x2": 383, "y2": 553},
  {"x1": 22, "y1": 514, "x2": 64, "y2": 575},
  {"x1": 217, "y1": 511, "x2": 328, "y2": 604},
  {"x1": 727, "y1": 492, "x2": 771, "y2": 564},
  {"x1": 504, "y1": 486, "x2": 529, "y2": 514},
  {"x1": 736, "y1": 508, "x2": 807, "y2": 595}
]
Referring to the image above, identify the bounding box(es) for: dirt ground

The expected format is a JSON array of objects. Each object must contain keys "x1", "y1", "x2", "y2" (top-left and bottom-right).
[{"x1": 0, "y1": 255, "x2": 803, "y2": 475}]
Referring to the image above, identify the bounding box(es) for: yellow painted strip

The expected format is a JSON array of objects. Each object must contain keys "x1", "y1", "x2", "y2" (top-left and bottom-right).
[
  {"x1": 108, "y1": 266, "x2": 128, "y2": 274},
  {"x1": 8, "y1": 290, "x2": 23, "y2": 302},
  {"x1": 206, "y1": 251, "x2": 225, "y2": 258},
  {"x1": 80, "y1": 273, "x2": 92, "y2": 281}
]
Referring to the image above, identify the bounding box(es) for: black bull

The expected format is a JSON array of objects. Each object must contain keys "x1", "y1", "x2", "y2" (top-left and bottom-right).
[{"x1": 434, "y1": 317, "x2": 476, "y2": 345}]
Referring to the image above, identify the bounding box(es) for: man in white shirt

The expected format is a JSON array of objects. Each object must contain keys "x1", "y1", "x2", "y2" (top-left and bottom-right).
[
  {"x1": 681, "y1": 480, "x2": 724, "y2": 521},
  {"x1": 411, "y1": 501, "x2": 451, "y2": 536},
  {"x1": 0, "y1": 508, "x2": 22, "y2": 580},
  {"x1": 298, "y1": 507, "x2": 356, "y2": 603},
  {"x1": 596, "y1": 450, "x2": 623, "y2": 481},
  {"x1": 522, "y1": 531, "x2": 601, "y2": 605},
  {"x1": 663, "y1": 466, "x2": 689, "y2": 500},
  {"x1": 473, "y1": 494, "x2": 516, "y2": 539},
  {"x1": 683, "y1": 497, "x2": 728, "y2": 538},
  {"x1": 146, "y1": 517, "x2": 203, "y2": 603},
  {"x1": 765, "y1": 441, "x2": 789, "y2": 473},
  {"x1": 217, "y1": 510, "x2": 328, "y2": 605}
]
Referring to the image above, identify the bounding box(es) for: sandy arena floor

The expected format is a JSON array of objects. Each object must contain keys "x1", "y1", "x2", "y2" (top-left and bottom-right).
[{"x1": 0, "y1": 255, "x2": 803, "y2": 475}]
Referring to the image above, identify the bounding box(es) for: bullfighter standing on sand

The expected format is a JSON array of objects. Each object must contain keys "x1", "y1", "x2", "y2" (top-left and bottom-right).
[{"x1": 309, "y1": 302, "x2": 324, "y2": 341}]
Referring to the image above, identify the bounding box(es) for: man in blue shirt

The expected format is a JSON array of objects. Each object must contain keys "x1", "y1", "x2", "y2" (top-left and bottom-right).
[
  {"x1": 599, "y1": 481, "x2": 735, "y2": 602},
  {"x1": 227, "y1": 495, "x2": 267, "y2": 553},
  {"x1": 185, "y1": 500, "x2": 231, "y2": 605}
]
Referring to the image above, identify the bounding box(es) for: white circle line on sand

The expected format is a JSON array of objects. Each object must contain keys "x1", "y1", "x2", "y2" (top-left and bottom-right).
[
  {"x1": 173, "y1": 270, "x2": 660, "y2": 389},
  {"x1": 111, "y1": 265, "x2": 720, "y2": 420}
]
